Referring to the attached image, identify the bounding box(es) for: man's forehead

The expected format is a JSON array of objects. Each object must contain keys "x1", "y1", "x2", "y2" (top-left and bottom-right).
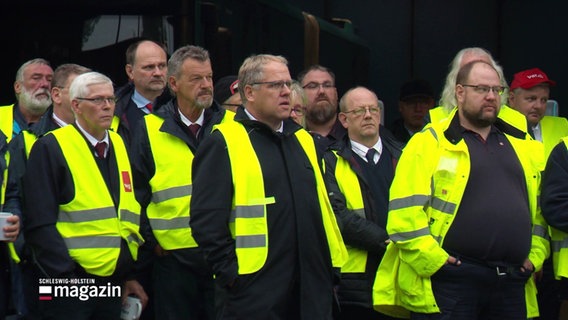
[{"x1": 303, "y1": 70, "x2": 332, "y2": 82}]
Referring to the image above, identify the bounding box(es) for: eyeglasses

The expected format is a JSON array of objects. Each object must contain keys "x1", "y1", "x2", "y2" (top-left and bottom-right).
[
  {"x1": 251, "y1": 80, "x2": 292, "y2": 90},
  {"x1": 291, "y1": 107, "x2": 305, "y2": 116},
  {"x1": 76, "y1": 97, "x2": 117, "y2": 106},
  {"x1": 302, "y1": 82, "x2": 335, "y2": 91},
  {"x1": 343, "y1": 106, "x2": 381, "y2": 117},
  {"x1": 460, "y1": 84, "x2": 506, "y2": 95}
]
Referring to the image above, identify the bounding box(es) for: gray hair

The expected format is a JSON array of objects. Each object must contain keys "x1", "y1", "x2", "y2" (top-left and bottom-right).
[
  {"x1": 439, "y1": 47, "x2": 508, "y2": 111},
  {"x1": 167, "y1": 45, "x2": 210, "y2": 79},
  {"x1": 238, "y1": 54, "x2": 288, "y2": 102},
  {"x1": 15, "y1": 58, "x2": 51, "y2": 83},
  {"x1": 69, "y1": 72, "x2": 113, "y2": 101}
]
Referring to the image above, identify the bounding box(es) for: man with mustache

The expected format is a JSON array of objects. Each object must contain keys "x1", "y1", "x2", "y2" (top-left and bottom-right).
[
  {"x1": 374, "y1": 61, "x2": 548, "y2": 319},
  {"x1": 129, "y1": 45, "x2": 230, "y2": 319},
  {"x1": 113, "y1": 39, "x2": 170, "y2": 147},
  {"x1": 0, "y1": 57, "x2": 52, "y2": 319},
  {"x1": 3, "y1": 63, "x2": 91, "y2": 319},
  {"x1": 298, "y1": 65, "x2": 346, "y2": 154},
  {"x1": 0, "y1": 58, "x2": 53, "y2": 139}
]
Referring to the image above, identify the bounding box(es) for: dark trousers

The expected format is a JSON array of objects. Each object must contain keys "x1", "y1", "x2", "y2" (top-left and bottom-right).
[
  {"x1": 535, "y1": 258, "x2": 560, "y2": 320},
  {"x1": 39, "y1": 295, "x2": 122, "y2": 320},
  {"x1": 411, "y1": 260, "x2": 530, "y2": 320},
  {"x1": 335, "y1": 304, "x2": 399, "y2": 320},
  {"x1": 153, "y1": 254, "x2": 215, "y2": 320}
]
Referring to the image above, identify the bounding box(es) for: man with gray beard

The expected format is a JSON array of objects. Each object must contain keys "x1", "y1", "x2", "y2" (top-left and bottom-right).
[
  {"x1": 0, "y1": 58, "x2": 53, "y2": 139},
  {"x1": 129, "y1": 45, "x2": 230, "y2": 320},
  {"x1": 298, "y1": 65, "x2": 346, "y2": 154}
]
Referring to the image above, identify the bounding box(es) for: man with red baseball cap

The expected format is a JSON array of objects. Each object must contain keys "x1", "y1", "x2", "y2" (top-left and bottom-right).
[
  {"x1": 509, "y1": 67, "x2": 567, "y2": 158},
  {"x1": 509, "y1": 67, "x2": 568, "y2": 320}
]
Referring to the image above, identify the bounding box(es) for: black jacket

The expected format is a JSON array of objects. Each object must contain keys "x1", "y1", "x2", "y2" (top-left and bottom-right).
[
  {"x1": 113, "y1": 82, "x2": 172, "y2": 146},
  {"x1": 323, "y1": 126, "x2": 403, "y2": 308},
  {"x1": 22, "y1": 125, "x2": 134, "y2": 281},
  {"x1": 190, "y1": 107, "x2": 338, "y2": 319},
  {"x1": 541, "y1": 140, "x2": 568, "y2": 233},
  {"x1": 129, "y1": 99, "x2": 226, "y2": 276}
]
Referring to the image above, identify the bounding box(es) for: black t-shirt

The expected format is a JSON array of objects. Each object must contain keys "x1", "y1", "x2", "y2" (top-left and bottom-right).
[{"x1": 443, "y1": 126, "x2": 532, "y2": 266}]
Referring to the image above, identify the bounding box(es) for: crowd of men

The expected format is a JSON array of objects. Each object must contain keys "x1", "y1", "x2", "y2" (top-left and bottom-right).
[{"x1": 1, "y1": 41, "x2": 567, "y2": 320}]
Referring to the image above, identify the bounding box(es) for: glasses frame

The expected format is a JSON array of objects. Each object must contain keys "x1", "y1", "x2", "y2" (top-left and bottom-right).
[
  {"x1": 302, "y1": 82, "x2": 335, "y2": 91},
  {"x1": 250, "y1": 80, "x2": 293, "y2": 90},
  {"x1": 76, "y1": 97, "x2": 117, "y2": 106},
  {"x1": 460, "y1": 84, "x2": 506, "y2": 95},
  {"x1": 290, "y1": 107, "x2": 305, "y2": 116},
  {"x1": 342, "y1": 106, "x2": 381, "y2": 117}
]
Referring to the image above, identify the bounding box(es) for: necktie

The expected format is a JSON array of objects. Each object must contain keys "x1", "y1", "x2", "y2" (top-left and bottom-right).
[
  {"x1": 188, "y1": 124, "x2": 201, "y2": 138},
  {"x1": 365, "y1": 148, "x2": 376, "y2": 164},
  {"x1": 95, "y1": 142, "x2": 107, "y2": 159},
  {"x1": 146, "y1": 103, "x2": 153, "y2": 113}
]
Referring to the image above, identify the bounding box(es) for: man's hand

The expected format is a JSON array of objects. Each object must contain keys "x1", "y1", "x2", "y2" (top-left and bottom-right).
[
  {"x1": 123, "y1": 279, "x2": 149, "y2": 309},
  {"x1": 521, "y1": 258, "x2": 534, "y2": 273},
  {"x1": 2, "y1": 215, "x2": 20, "y2": 242}
]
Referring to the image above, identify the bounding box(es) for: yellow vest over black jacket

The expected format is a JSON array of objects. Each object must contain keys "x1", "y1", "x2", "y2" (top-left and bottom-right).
[{"x1": 51, "y1": 126, "x2": 143, "y2": 277}]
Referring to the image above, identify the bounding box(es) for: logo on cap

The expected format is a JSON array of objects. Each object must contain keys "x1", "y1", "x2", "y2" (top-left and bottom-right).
[{"x1": 510, "y1": 68, "x2": 556, "y2": 90}]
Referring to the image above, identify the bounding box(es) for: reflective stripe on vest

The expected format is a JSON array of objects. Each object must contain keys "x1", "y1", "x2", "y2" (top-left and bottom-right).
[
  {"x1": 332, "y1": 151, "x2": 367, "y2": 273},
  {"x1": 145, "y1": 114, "x2": 197, "y2": 250},
  {"x1": 52, "y1": 126, "x2": 142, "y2": 277},
  {"x1": 215, "y1": 122, "x2": 347, "y2": 275}
]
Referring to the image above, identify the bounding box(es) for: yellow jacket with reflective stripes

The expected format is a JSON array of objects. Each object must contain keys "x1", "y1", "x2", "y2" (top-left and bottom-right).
[
  {"x1": 144, "y1": 114, "x2": 197, "y2": 250},
  {"x1": 215, "y1": 121, "x2": 347, "y2": 275},
  {"x1": 429, "y1": 104, "x2": 528, "y2": 133},
  {"x1": 373, "y1": 109, "x2": 548, "y2": 318},
  {"x1": 52, "y1": 126, "x2": 143, "y2": 277},
  {"x1": 540, "y1": 116, "x2": 568, "y2": 160},
  {"x1": 331, "y1": 150, "x2": 367, "y2": 273}
]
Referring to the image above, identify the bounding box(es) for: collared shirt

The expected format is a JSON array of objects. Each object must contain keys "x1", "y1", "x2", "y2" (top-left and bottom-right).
[
  {"x1": 178, "y1": 109, "x2": 205, "y2": 127},
  {"x1": 350, "y1": 138, "x2": 383, "y2": 164},
  {"x1": 132, "y1": 90, "x2": 153, "y2": 114},
  {"x1": 75, "y1": 121, "x2": 109, "y2": 157},
  {"x1": 244, "y1": 108, "x2": 284, "y2": 133},
  {"x1": 532, "y1": 122, "x2": 542, "y2": 142},
  {"x1": 52, "y1": 113, "x2": 69, "y2": 128}
]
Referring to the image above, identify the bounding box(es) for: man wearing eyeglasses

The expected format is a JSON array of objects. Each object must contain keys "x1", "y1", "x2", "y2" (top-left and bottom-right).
[
  {"x1": 298, "y1": 65, "x2": 346, "y2": 154},
  {"x1": 323, "y1": 86, "x2": 403, "y2": 319},
  {"x1": 374, "y1": 60, "x2": 548, "y2": 319},
  {"x1": 22, "y1": 72, "x2": 147, "y2": 319},
  {"x1": 190, "y1": 54, "x2": 347, "y2": 319}
]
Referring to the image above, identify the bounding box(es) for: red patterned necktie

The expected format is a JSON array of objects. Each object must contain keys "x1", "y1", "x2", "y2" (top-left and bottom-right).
[
  {"x1": 95, "y1": 142, "x2": 107, "y2": 158},
  {"x1": 188, "y1": 124, "x2": 201, "y2": 137},
  {"x1": 146, "y1": 103, "x2": 153, "y2": 113}
]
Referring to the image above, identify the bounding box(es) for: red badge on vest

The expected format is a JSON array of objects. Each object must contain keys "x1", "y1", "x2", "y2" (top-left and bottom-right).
[{"x1": 122, "y1": 171, "x2": 132, "y2": 192}]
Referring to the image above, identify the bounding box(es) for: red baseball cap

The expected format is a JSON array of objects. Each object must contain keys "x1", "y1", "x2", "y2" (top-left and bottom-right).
[{"x1": 510, "y1": 68, "x2": 556, "y2": 90}]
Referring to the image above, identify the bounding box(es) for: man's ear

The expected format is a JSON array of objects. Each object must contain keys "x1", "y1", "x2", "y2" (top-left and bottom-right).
[{"x1": 338, "y1": 112, "x2": 348, "y2": 129}]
